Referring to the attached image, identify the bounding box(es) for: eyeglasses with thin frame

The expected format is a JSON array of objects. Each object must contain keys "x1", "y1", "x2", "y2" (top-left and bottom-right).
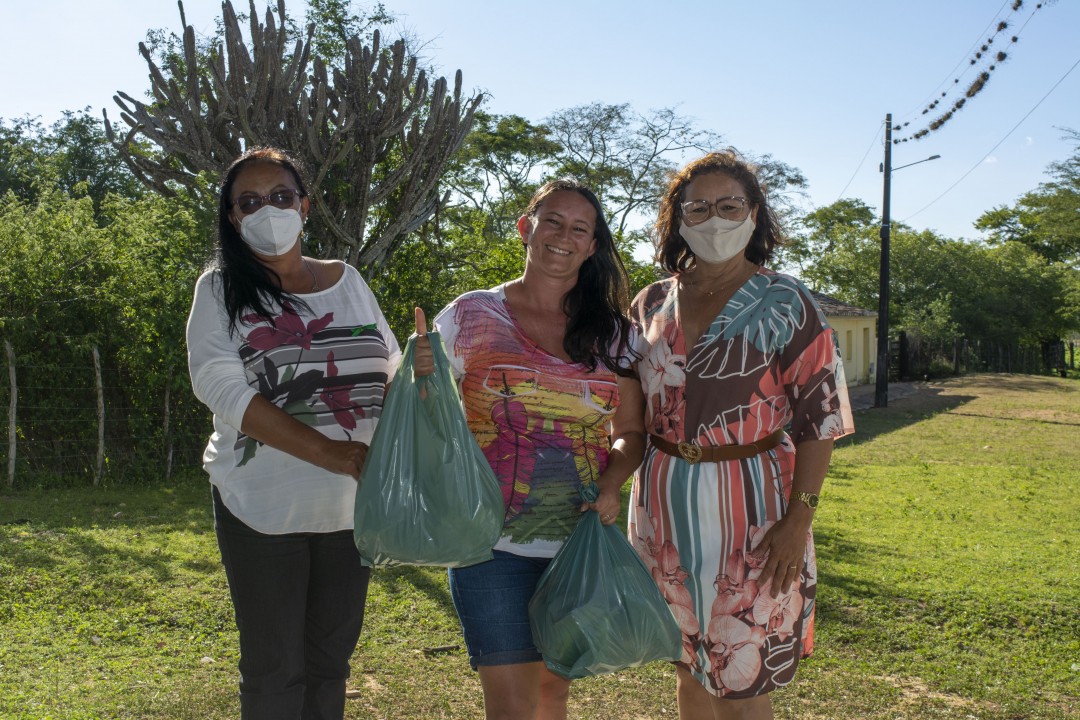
[
  {"x1": 681, "y1": 196, "x2": 749, "y2": 225},
  {"x1": 232, "y1": 188, "x2": 302, "y2": 216}
]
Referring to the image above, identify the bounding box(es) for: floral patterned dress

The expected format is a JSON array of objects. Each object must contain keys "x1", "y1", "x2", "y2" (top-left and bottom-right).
[{"x1": 628, "y1": 269, "x2": 854, "y2": 698}]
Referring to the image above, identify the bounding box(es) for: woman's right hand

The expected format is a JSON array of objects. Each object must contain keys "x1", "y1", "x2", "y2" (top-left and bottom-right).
[{"x1": 413, "y1": 306, "x2": 434, "y2": 377}]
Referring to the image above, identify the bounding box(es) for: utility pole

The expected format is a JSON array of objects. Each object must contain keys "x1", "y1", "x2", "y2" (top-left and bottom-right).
[
  {"x1": 874, "y1": 115, "x2": 941, "y2": 409},
  {"x1": 875, "y1": 114, "x2": 893, "y2": 408}
]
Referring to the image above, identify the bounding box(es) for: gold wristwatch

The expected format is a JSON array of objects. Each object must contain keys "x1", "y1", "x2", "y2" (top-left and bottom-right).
[{"x1": 792, "y1": 491, "x2": 819, "y2": 509}]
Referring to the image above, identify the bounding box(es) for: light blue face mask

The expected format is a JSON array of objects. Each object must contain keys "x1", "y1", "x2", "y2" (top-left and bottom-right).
[
  {"x1": 679, "y1": 215, "x2": 755, "y2": 264},
  {"x1": 240, "y1": 206, "x2": 304, "y2": 256}
]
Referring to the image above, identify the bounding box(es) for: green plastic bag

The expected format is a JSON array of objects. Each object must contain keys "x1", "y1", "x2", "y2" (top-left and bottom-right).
[
  {"x1": 354, "y1": 332, "x2": 503, "y2": 568},
  {"x1": 527, "y1": 484, "x2": 682, "y2": 679}
]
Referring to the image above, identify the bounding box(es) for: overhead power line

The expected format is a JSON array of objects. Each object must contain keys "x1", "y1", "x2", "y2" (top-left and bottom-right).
[
  {"x1": 901, "y1": 0, "x2": 1012, "y2": 123},
  {"x1": 835, "y1": 123, "x2": 883, "y2": 202},
  {"x1": 902, "y1": 54, "x2": 1080, "y2": 223},
  {"x1": 894, "y1": 0, "x2": 1049, "y2": 144}
]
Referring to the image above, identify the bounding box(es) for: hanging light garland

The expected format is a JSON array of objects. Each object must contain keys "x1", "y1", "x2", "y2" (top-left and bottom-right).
[{"x1": 892, "y1": 1, "x2": 1047, "y2": 144}]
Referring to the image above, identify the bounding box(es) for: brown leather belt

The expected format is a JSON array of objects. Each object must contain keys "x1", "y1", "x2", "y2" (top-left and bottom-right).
[{"x1": 649, "y1": 429, "x2": 785, "y2": 464}]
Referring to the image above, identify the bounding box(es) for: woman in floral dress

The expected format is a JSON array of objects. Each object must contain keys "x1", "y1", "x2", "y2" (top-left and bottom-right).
[{"x1": 628, "y1": 150, "x2": 854, "y2": 719}]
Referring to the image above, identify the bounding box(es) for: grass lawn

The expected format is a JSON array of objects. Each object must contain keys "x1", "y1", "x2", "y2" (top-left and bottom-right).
[{"x1": 1, "y1": 373, "x2": 1077, "y2": 719}]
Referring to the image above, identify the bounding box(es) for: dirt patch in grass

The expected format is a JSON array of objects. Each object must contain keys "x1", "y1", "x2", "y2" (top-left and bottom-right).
[
  {"x1": 1008, "y1": 407, "x2": 1080, "y2": 424},
  {"x1": 877, "y1": 675, "x2": 1001, "y2": 713}
]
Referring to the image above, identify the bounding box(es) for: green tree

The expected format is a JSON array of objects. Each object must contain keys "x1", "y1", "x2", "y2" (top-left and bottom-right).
[
  {"x1": 0, "y1": 117, "x2": 43, "y2": 202},
  {"x1": 945, "y1": 241, "x2": 1076, "y2": 346},
  {"x1": 0, "y1": 174, "x2": 210, "y2": 483},
  {"x1": 382, "y1": 103, "x2": 804, "y2": 335},
  {"x1": 545, "y1": 104, "x2": 730, "y2": 243},
  {"x1": 976, "y1": 129, "x2": 1080, "y2": 265},
  {"x1": 795, "y1": 199, "x2": 1080, "y2": 371},
  {"x1": 0, "y1": 111, "x2": 143, "y2": 215},
  {"x1": 99, "y1": 192, "x2": 213, "y2": 475},
  {"x1": 443, "y1": 112, "x2": 561, "y2": 241},
  {"x1": 784, "y1": 198, "x2": 878, "y2": 285},
  {"x1": 306, "y1": 0, "x2": 391, "y2": 63},
  {"x1": 42, "y1": 110, "x2": 146, "y2": 211},
  {"x1": 0, "y1": 186, "x2": 124, "y2": 480}
]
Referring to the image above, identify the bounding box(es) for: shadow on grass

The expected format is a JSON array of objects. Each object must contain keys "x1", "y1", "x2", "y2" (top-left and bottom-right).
[
  {"x1": 838, "y1": 386, "x2": 977, "y2": 446},
  {"x1": 957, "y1": 374, "x2": 1078, "y2": 393},
  {"x1": 1, "y1": 475, "x2": 461, "y2": 617},
  {"x1": 377, "y1": 564, "x2": 456, "y2": 612},
  {"x1": 810, "y1": 526, "x2": 948, "y2": 655},
  {"x1": 944, "y1": 410, "x2": 1080, "y2": 426},
  {"x1": 0, "y1": 476, "x2": 220, "y2": 603}
]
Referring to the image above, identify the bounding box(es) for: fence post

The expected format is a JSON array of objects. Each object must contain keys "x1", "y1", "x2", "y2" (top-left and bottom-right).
[
  {"x1": 5, "y1": 340, "x2": 15, "y2": 488},
  {"x1": 163, "y1": 379, "x2": 173, "y2": 481},
  {"x1": 92, "y1": 345, "x2": 104, "y2": 486}
]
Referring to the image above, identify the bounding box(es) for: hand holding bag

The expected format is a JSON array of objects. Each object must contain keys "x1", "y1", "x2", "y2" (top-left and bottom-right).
[
  {"x1": 353, "y1": 332, "x2": 503, "y2": 567},
  {"x1": 527, "y1": 484, "x2": 682, "y2": 679}
]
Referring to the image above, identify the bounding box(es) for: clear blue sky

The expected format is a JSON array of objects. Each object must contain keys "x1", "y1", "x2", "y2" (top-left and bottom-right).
[{"x1": 2, "y1": 0, "x2": 1077, "y2": 243}]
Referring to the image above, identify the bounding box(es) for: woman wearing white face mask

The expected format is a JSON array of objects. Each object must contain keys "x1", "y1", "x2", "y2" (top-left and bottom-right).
[
  {"x1": 186, "y1": 147, "x2": 400, "y2": 719},
  {"x1": 628, "y1": 150, "x2": 854, "y2": 719}
]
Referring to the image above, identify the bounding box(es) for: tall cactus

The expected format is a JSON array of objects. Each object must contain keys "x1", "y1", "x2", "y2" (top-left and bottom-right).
[{"x1": 104, "y1": 0, "x2": 481, "y2": 273}]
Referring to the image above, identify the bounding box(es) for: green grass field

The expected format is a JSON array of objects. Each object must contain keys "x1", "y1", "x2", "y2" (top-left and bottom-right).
[{"x1": 1, "y1": 374, "x2": 1077, "y2": 719}]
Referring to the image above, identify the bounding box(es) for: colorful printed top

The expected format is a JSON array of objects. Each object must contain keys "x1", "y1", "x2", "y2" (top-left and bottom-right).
[
  {"x1": 434, "y1": 285, "x2": 632, "y2": 558},
  {"x1": 634, "y1": 269, "x2": 854, "y2": 445},
  {"x1": 628, "y1": 268, "x2": 854, "y2": 699},
  {"x1": 187, "y1": 264, "x2": 400, "y2": 535}
]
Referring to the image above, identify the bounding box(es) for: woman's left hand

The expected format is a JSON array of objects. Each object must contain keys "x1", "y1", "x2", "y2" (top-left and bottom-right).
[
  {"x1": 581, "y1": 485, "x2": 622, "y2": 526},
  {"x1": 413, "y1": 307, "x2": 435, "y2": 377},
  {"x1": 753, "y1": 439, "x2": 832, "y2": 597},
  {"x1": 319, "y1": 438, "x2": 370, "y2": 480},
  {"x1": 579, "y1": 379, "x2": 646, "y2": 526},
  {"x1": 748, "y1": 509, "x2": 812, "y2": 598}
]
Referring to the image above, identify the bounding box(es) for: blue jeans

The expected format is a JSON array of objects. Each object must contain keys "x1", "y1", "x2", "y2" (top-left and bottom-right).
[
  {"x1": 213, "y1": 488, "x2": 370, "y2": 720},
  {"x1": 448, "y1": 550, "x2": 551, "y2": 670}
]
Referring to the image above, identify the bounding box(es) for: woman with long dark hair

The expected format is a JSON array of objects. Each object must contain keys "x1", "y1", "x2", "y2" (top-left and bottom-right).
[
  {"x1": 187, "y1": 146, "x2": 400, "y2": 719},
  {"x1": 414, "y1": 178, "x2": 646, "y2": 719}
]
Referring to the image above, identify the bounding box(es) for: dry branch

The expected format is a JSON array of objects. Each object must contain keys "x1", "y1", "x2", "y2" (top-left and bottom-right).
[{"x1": 104, "y1": 0, "x2": 481, "y2": 274}]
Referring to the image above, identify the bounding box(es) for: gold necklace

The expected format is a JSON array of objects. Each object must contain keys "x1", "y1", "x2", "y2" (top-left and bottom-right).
[
  {"x1": 680, "y1": 261, "x2": 757, "y2": 298},
  {"x1": 304, "y1": 258, "x2": 319, "y2": 293},
  {"x1": 680, "y1": 275, "x2": 727, "y2": 297}
]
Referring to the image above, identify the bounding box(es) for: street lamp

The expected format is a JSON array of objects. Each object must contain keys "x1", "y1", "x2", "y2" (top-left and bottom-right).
[{"x1": 874, "y1": 112, "x2": 941, "y2": 408}]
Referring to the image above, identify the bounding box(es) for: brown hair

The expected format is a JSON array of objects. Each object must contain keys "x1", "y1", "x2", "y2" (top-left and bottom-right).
[{"x1": 655, "y1": 149, "x2": 781, "y2": 272}]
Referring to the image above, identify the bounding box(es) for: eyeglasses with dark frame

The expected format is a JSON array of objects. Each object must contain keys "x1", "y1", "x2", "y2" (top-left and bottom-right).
[
  {"x1": 680, "y1": 196, "x2": 749, "y2": 226},
  {"x1": 232, "y1": 188, "x2": 302, "y2": 216}
]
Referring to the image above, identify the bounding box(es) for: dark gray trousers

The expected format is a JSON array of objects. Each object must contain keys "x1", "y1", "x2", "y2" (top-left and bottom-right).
[{"x1": 213, "y1": 488, "x2": 370, "y2": 720}]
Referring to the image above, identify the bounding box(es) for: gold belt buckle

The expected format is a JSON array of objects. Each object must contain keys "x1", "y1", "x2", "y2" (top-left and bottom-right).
[{"x1": 677, "y1": 442, "x2": 702, "y2": 464}]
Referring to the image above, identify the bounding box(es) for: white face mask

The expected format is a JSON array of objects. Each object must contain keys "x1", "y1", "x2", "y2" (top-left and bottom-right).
[
  {"x1": 239, "y1": 206, "x2": 304, "y2": 256},
  {"x1": 678, "y1": 215, "x2": 755, "y2": 264}
]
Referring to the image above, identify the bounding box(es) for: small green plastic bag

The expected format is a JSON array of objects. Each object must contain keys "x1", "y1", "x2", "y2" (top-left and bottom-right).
[
  {"x1": 354, "y1": 332, "x2": 503, "y2": 568},
  {"x1": 527, "y1": 485, "x2": 682, "y2": 679}
]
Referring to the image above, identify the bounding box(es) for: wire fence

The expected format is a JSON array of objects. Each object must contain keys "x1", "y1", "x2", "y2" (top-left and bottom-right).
[
  {"x1": 892, "y1": 332, "x2": 1072, "y2": 380},
  {"x1": 2, "y1": 339, "x2": 208, "y2": 488},
  {"x1": 2, "y1": 332, "x2": 1073, "y2": 488}
]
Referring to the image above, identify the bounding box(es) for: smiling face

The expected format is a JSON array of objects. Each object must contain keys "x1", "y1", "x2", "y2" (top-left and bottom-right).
[{"x1": 517, "y1": 189, "x2": 598, "y2": 280}]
